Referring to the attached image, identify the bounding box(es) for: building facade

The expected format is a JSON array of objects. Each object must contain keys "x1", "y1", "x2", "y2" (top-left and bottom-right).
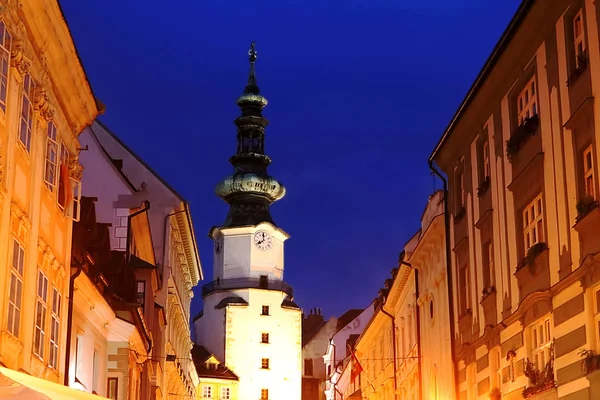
[
  {"x1": 430, "y1": 0, "x2": 600, "y2": 398},
  {"x1": 0, "y1": 0, "x2": 101, "y2": 384},
  {"x1": 78, "y1": 120, "x2": 203, "y2": 399},
  {"x1": 194, "y1": 43, "x2": 302, "y2": 400},
  {"x1": 302, "y1": 308, "x2": 337, "y2": 400},
  {"x1": 192, "y1": 344, "x2": 239, "y2": 400}
]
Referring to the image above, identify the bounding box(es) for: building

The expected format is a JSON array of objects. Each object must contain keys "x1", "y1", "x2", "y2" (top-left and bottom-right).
[
  {"x1": 429, "y1": 0, "x2": 600, "y2": 398},
  {"x1": 324, "y1": 307, "x2": 374, "y2": 400},
  {"x1": 400, "y1": 191, "x2": 454, "y2": 400},
  {"x1": 67, "y1": 196, "x2": 152, "y2": 398},
  {"x1": 192, "y1": 344, "x2": 239, "y2": 400},
  {"x1": 194, "y1": 43, "x2": 302, "y2": 400},
  {"x1": 302, "y1": 308, "x2": 337, "y2": 400},
  {"x1": 78, "y1": 120, "x2": 203, "y2": 399},
  {"x1": 0, "y1": 0, "x2": 101, "y2": 385}
]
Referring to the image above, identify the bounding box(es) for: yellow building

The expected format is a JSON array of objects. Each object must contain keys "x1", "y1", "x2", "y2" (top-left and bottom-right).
[
  {"x1": 429, "y1": 0, "x2": 600, "y2": 398},
  {"x1": 0, "y1": 0, "x2": 100, "y2": 384},
  {"x1": 192, "y1": 345, "x2": 239, "y2": 400}
]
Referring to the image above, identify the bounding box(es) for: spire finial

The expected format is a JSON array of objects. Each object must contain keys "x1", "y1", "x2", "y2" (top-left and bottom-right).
[
  {"x1": 249, "y1": 41, "x2": 257, "y2": 63},
  {"x1": 245, "y1": 41, "x2": 259, "y2": 94}
]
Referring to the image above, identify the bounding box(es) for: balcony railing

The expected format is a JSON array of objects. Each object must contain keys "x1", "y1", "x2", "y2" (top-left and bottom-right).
[{"x1": 202, "y1": 277, "x2": 293, "y2": 297}]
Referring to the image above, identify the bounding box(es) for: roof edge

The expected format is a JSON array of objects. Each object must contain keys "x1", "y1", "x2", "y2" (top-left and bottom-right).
[{"x1": 429, "y1": 0, "x2": 536, "y2": 162}]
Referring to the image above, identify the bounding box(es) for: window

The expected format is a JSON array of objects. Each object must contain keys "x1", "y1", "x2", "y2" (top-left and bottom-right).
[
  {"x1": 304, "y1": 358, "x2": 313, "y2": 375},
  {"x1": 18, "y1": 73, "x2": 35, "y2": 152},
  {"x1": 517, "y1": 76, "x2": 538, "y2": 124},
  {"x1": 136, "y1": 281, "x2": 146, "y2": 312},
  {"x1": 531, "y1": 318, "x2": 552, "y2": 371},
  {"x1": 482, "y1": 241, "x2": 494, "y2": 290},
  {"x1": 261, "y1": 332, "x2": 269, "y2": 343},
  {"x1": 0, "y1": 22, "x2": 11, "y2": 113},
  {"x1": 457, "y1": 250, "x2": 470, "y2": 314},
  {"x1": 523, "y1": 194, "x2": 544, "y2": 252},
  {"x1": 107, "y1": 377, "x2": 118, "y2": 400},
  {"x1": 482, "y1": 140, "x2": 490, "y2": 178},
  {"x1": 49, "y1": 288, "x2": 61, "y2": 369},
  {"x1": 584, "y1": 145, "x2": 595, "y2": 198},
  {"x1": 261, "y1": 358, "x2": 270, "y2": 369},
  {"x1": 221, "y1": 387, "x2": 230, "y2": 400},
  {"x1": 595, "y1": 289, "x2": 600, "y2": 348},
  {"x1": 202, "y1": 385, "x2": 212, "y2": 398},
  {"x1": 75, "y1": 333, "x2": 84, "y2": 383},
  {"x1": 455, "y1": 167, "x2": 465, "y2": 211},
  {"x1": 44, "y1": 122, "x2": 59, "y2": 191},
  {"x1": 33, "y1": 270, "x2": 48, "y2": 359},
  {"x1": 57, "y1": 143, "x2": 70, "y2": 210},
  {"x1": 261, "y1": 305, "x2": 269, "y2": 316},
  {"x1": 574, "y1": 10, "x2": 586, "y2": 63},
  {"x1": 92, "y1": 350, "x2": 99, "y2": 393},
  {"x1": 8, "y1": 239, "x2": 24, "y2": 337},
  {"x1": 261, "y1": 389, "x2": 269, "y2": 400}
]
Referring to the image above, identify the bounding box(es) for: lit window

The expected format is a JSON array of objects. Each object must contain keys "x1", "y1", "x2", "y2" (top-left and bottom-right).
[
  {"x1": 261, "y1": 389, "x2": 269, "y2": 400},
  {"x1": 261, "y1": 358, "x2": 269, "y2": 369},
  {"x1": 33, "y1": 270, "x2": 49, "y2": 359},
  {"x1": 18, "y1": 73, "x2": 35, "y2": 152},
  {"x1": 261, "y1": 305, "x2": 269, "y2": 316},
  {"x1": 574, "y1": 10, "x2": 586, "y2": 63},
  {"x1": 202, "y1": 384, "x2": 212, "y2": 398},
  {"x1": 136, "y1": 281, "x2": 146, "y2": 312},
  {"x1": 261, "y1": 332, "x2": 269, "y2": 343},
  {"x1": 107, "y1": 377, "x2": 118, "y2": 400},
  {"x1": 584, "y1": 145, "x2": 595, "y2": 199},
  {"x1": 0, "y1": 21, "x2": 11, "y2": 113},
  {"x1": 517, "y1": 76, "x2": 538, "y2": 124},
  {"x1": 482, "y1": 140, "x2": 490, "y2": 178},
  {"x1": 44, "y1": 122, "x2": 59, "y2": 191},
  {"x1": 523, "y1": 194, "x2": 544, "y2": 252},
  {"x1": 49, "y1": 288, "x2": 61, "y2": 369},
  {"x1": 8, "y1": 239, "x2": 24, "y2": 337},
  {"x1": 221, "y1": 387, "x2": 230, "y2": 400},
  {"x1": 531, "y1": 318, "x2": 552, "y2": 371}
]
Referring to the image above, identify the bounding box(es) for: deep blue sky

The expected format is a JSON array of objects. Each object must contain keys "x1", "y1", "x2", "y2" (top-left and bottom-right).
[{"x1": 61, "y1": 0, "x2": 521, "y2": 319}]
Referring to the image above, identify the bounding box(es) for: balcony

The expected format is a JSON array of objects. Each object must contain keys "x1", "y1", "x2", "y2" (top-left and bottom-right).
[{"x1": 202, "y1": 277, "x2": 293, "y2": 297}]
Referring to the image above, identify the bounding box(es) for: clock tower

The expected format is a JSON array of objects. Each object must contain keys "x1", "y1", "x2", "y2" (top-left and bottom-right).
[{"x1": 194, "y1": 43, "x2": 302, "y2": 400}]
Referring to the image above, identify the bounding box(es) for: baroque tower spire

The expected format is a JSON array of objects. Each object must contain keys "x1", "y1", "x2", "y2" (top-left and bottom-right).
[{"x1": 215, "y1": 42, "x2": 286, "y2": 227}]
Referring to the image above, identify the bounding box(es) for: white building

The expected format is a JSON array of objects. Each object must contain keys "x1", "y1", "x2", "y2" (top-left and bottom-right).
[
  {"x1": 194, "y1": 43, "x2": 302, "y2": 400},
  {"x1": 78, "y1": 120, "x2": 203, "y2": 399},
  {"x1": 323, "y1": 307, "x2": 374, "y2": 400}
]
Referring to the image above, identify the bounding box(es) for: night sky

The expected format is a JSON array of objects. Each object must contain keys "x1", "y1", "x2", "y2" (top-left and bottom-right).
[{"x1": 60, "y1": 0, "x2": 521, "y2": 319}]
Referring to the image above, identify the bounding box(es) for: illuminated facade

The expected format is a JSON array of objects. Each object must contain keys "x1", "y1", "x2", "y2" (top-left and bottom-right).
[
  {"x1": 430, "y1": 0, "x2": 600, "y2": 398},
  {"x1": 194, "y1": 43, "x2": 302, "y2": 400},
  {"x1": 192, "y1": 345, "x2": 239, "y2": 400},
  {"x1": 78, "y1": 120, "x2": 203, "y2": 399},
  {"x1": 0, "y1": 0, "x2": 100, "y2": 384}
]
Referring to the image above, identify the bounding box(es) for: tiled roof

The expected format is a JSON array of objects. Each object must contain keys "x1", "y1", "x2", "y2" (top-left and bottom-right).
[{"x1": 191, "y1": 345, "x2": 239, "y2": 381}]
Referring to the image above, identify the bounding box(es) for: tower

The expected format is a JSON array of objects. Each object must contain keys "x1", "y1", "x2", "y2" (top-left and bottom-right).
[{"x1": 194, "y1": 43, "x2": 302, "y2": 400}]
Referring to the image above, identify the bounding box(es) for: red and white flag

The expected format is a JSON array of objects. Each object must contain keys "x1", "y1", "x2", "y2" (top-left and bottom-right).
[{"x1": 350, "y1": 349, "x2": 363, "y2": 383}]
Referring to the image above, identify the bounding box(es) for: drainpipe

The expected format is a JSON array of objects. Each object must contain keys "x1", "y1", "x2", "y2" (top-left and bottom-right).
[
  {"x1": 64, "y1": 263, "x2": 84, "y2": 386},
  {"x1": 126, "y1": 200, "x2": 151, "y2": 265},
  {"x1": 429, "y1": 160, "x2": 459, "y2": 400},
  {"x1": 380, "y1": 307, "x2": 398, "y2": 400},
  {"x1": 400, "y1": 259, "x2": 423, "y2": 400}
]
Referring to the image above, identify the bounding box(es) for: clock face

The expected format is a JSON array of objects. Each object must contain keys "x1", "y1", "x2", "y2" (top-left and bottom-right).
[{"x1": 254, "y1": 231, "x2": 273, "y2": 251}]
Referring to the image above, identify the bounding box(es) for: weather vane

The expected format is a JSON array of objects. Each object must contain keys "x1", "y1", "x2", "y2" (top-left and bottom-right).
[{"x1": 248, "y1": 42, "x2": 257, "y2": 63}]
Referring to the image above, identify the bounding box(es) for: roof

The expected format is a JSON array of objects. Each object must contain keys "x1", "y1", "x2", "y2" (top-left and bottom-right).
[
  {"x1": 336, "y1": 309, "x2": 364, "y2": 332},
  {"x1": 429, "y1": 0, "x2": 535, "y2": 162},
  {"x1": 302, "y1": 320, "x2": 326, "y2": 347},
  {"x1": 191, "y1": 345, "x2": 239, "y2": 381},
  {"x1": 215, "y1": 296, "x2": 248, "y2": 309}
]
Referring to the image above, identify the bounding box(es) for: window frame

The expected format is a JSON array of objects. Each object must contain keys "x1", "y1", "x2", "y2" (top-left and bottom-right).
[
  {"x1": 0, "y1": 21, "x2": 11, "y2": 114},
  {"x1": 454, "y1": 165, "x2": 465, "y2": 212},
  {"x1": 530, "y1": 317, "x2": 552, "y2": 371},
  {"x1": 261, "y1": 332, "x2": 269, "y2": 344},
  {"x1": 304, "y1": 358, "x2": 313, "y2": 376},
  {"x1": 221, "y1": 386, "x2": 230, "y2": 400},
  {"x1": 573, "y1": 9, "x2": 586, "y2": 63},
  {"x1": 261, "y1": 305, "x2": 270, "y2": 316},
  {"x1": 44, "y1": 122, "x2": 59, "y2": 191},
  {"x1": 18, "y1": 73, "x2": 35, "y2": 152},
  {"x1": 522, "y1": 194, "x2": 545, "y2": 253},
  {"x1": 583, "y1": 145, "x2": 595, "y2": 199},
  {"x1": 261, "y1": 358, "x2": 270, "y2": 369},
  {"x1": 261, "y1": 388, "x2": 269, "y2": 400},
  {"x1": 517, "y1": 76, "x2": 538, "y2": 124},
  {"x1": 7, "y1": 239, "x2": 25, "y2": 337},
  {"x1": 33, "y1": 270, "x2": 49, "y2": 359},
  {"x1": 107, "y1": 377, "x2": 118, "y2": 400},
  {"x1": 482, "y1": 140, "x2": 490, "y2": 179},
  {"x1": 49, "y1": 287, "x2": 61, "y2": 370},
  {"x1": 202, "y1": 384, "x2": 212, "y2": 398},
  {"x1": 136, "y1": 280, "x2": 146, "y2": 313}
]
